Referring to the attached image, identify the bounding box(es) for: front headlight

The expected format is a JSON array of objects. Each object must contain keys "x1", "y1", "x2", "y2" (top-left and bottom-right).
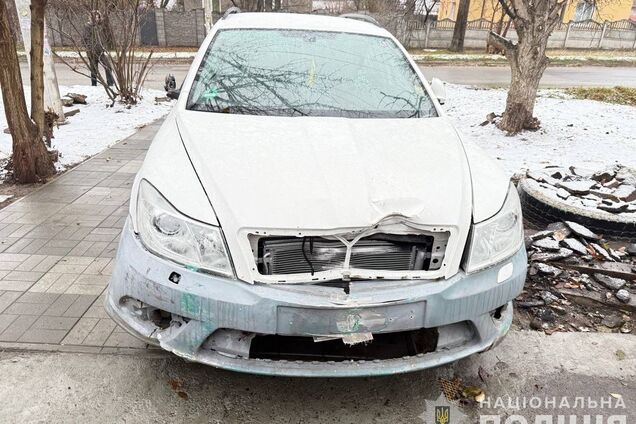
[
  {"x1": 136, "y1": 179, "x2": 233, "y2": 277},
  {"x1": 463, "y1": 183, "x2": 524, "y2": 273}
]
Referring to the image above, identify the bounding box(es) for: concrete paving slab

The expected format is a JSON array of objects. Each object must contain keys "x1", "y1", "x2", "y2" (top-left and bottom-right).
[
  {"x1": 0, "y1": 332, "x2": 632, "y2": 422},
  {"x1": 0, "y1": 123, "x2": 161, "y2": 349}
]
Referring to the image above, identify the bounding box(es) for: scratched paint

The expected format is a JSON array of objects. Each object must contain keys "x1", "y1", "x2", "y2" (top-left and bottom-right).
[{"x1": 180, "y1": 291, "x2": 201, "y2": 317}]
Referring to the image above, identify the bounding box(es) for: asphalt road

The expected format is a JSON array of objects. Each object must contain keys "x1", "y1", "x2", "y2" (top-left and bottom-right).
[
  {"x1": 0, "y1": 332, "x2": 633, "y2": 423},
  {"x1": 424, "y1": 65, "x2": 636, "y2": 88},
  {"x1": 20, "y1": 62, "x2": 636, "y2": 91}
]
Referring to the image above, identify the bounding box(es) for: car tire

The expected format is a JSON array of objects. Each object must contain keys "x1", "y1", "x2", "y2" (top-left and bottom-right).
[{"x1": 518, "y1": 178, "x2": 636, "y2": 242}]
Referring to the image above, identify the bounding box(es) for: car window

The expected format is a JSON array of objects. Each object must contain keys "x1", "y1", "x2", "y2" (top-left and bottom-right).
[{"x1": 186, "y1": 29, "x2": 438, "y2": 119}]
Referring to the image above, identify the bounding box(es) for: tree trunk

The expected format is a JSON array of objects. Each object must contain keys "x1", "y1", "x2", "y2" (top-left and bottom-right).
[
  {"x1": 30, "y1": 0, "x2": 46, "y2": 137},
  {"x1": 488, "y1": 0, "x2": 565, "y2": 134},
  {"x1": 450, "y1": 0, "x2": 471, "y2": 52},
  {"x1": 496, "y1": 35, "x2": 549, "y2": 133},
  {"x1": 0, "y1": 0, "x2": 54, "y2": 183},
  {"x1": 274, "y1": 0, "x2": 281, "y2": 11},
  {"x1": 5, "y1": 0, "x2": 22, "y2": 47}
]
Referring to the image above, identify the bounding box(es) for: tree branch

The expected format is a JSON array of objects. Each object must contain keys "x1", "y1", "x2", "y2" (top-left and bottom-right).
[
  {"x1": 488, "y1": 31, "x2": 516, "y2": 52},
  {"x1": 548, "y1": 0, "x2": 567, "y2": 26},
  {"x1": 497, "y1": 0, "x2": 516, "y2": 20},
  {"x1": 510, "y1": 0, "x2": 530, "y2": 22}
]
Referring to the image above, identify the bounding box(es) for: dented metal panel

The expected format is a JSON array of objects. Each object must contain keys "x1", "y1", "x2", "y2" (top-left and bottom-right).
[{"x1": 106, "y1": 220, "x2": 526, "y2": 377}]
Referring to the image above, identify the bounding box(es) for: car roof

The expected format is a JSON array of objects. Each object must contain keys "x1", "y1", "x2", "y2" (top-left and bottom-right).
[{"x1": 214, "y1": 12, "x2": 391, "y2": 38}]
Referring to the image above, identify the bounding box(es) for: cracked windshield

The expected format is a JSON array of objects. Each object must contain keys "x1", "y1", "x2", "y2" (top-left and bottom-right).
[{"x1": 187, "y1": 29, "x2": 437, "y2": 118}]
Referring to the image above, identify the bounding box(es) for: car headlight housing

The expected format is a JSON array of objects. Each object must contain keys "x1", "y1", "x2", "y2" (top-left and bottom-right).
[
  {"x1": 463, "y1": 183, "x2": 524, "y2": 273},
  {"x1": 136, "y1": 179, "x2": 233, "y2": 277}
]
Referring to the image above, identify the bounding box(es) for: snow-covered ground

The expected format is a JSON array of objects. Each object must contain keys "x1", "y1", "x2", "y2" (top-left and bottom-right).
[
  {"x1": 444, "y1": 84, "x2": 636, "y2": 176},
  {"x1": 0, "y1": 83, "x2": 634, "y2": 181},
  {"x1": 0, "y1": 85, "x2": 173, "y2": 172},
  {"x1": 47, "y1": 51, "x2": 198, "y2": 60}
]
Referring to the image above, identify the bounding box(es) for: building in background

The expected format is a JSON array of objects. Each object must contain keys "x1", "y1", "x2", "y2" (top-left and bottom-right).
[
  {"x1": 438, "y1": 0, "x2": 634, "y2": 22},
  {"x1": 312, "y1": 0, "x2": 355, "y2": 13},
  {"x1": 204, "y1": 0, "x2": 311, "y2": 14}
]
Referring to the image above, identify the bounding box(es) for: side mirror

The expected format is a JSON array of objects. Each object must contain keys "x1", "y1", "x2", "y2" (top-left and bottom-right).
[{"x1": 430, "y1": 78, "x2": 446, "y2": 105}]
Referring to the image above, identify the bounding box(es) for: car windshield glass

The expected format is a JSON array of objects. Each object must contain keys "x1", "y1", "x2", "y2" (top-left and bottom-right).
[{"x1": 186, "y1": 29, "x2": 437, "y2": 118}]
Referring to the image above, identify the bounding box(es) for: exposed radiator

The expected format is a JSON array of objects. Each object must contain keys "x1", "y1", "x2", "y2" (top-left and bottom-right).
[{"x1": 258, "y1": 234, "x2": 440, "y2": 275}]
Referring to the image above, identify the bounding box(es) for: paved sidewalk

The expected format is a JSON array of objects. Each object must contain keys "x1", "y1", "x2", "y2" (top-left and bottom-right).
[{"x1": 0, "y1": 121, "x2": 162, "y2": 352}]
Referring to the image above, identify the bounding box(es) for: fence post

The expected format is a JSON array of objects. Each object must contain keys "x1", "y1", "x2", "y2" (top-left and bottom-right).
[
  {"x1": 598, "y1": 21, "x2": 607, "y2": 48},
  {"x1": 424, "y1": 20, "x2": 431, "y2": 49},
  {"x1": 563, "y1": 22, "x2": 571, "y2": 48},
  {"x1": 195, "y1": 9, "x2": 206, "y2": 45},
  {"x1": 155, "y1": 8, "x2": 167, "y2": 47}
]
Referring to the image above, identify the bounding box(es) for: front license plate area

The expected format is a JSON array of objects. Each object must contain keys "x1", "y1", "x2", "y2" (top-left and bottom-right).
[{"x1": 276, "y1": 302, "x2": 426, "y2": 336}]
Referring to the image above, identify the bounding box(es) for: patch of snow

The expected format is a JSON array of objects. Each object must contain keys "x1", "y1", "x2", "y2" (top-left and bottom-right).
[
  {"x1": 51, "y1": 51, "x2": 198, "y2": 59},
  {"x1": 412, "y1": 53, "x2": 507, "y2": 61},
  {"x1": 443, "y1": 84, "x2": 636, "y2": 177},
  {"x1": 550, "y1": 55, "x2": 636, "y2": 62},
  {"x1": 0, "y1": 194, "x2": 13, "y2": 202},
  {"x1": 534, "y1": 180, "x2": 636, "y2": 219},
  {"x1": 0, "y1": 85, "x2": 173, "y2": 172}
]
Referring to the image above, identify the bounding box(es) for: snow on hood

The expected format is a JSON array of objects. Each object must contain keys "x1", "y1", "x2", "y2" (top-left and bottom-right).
[{"x1": 176, "y1": 111, "x2": 473, "y2": 232}]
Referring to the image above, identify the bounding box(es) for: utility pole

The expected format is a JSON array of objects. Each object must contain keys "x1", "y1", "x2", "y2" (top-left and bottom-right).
[{"x1": 15, "y1": 0, "x2": 65, "y2": 122}]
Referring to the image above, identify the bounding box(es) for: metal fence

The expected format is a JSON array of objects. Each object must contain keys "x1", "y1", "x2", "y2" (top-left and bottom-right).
[
  {"x1": 399, "y1": 18, "x2": 636, "y2": 50},
  {"x1": 45, "y1": 5, "x2": 636, "y2": 51}
]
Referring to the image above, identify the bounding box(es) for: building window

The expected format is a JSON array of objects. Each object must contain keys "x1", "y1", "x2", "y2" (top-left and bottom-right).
[{"x1": 574, "y1": 0, "x2": 595, "y2": 21}]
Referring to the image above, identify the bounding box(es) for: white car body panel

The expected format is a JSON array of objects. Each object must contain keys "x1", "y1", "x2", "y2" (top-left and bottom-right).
[
  {"x1": 461, "y1": 141, "x2": 510, "y2": 223},
  {"x1": 130, "y1": 12, "x2": 511, "y2": 284},
  {"x1": 130, "y1": 112, "x2": 219, "y2": 227},
  {"x1": 176, "y1": 112, "x2": 472, "y2": 282}
]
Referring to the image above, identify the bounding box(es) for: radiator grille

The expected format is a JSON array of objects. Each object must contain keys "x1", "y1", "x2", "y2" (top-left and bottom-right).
[{"x1": 259, "y1": 235, "x2": 437, "y2": 275}]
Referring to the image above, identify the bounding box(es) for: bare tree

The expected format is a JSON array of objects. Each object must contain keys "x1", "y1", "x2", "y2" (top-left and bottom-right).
[
  {"x1": 48, "y1": 0, "x2": 153, "y2": 105},
  {"x1": 0, "y1": 0, "x2": 55, "y2": 183},
  {"x1": 488, "y1": 0, "x2": 567, "y2": 133},
  {"x1": 320, "y1": 0, "x2": 354, "y2": 14},
  {"x1": 230, "y1": 0, "x2": 266, "y2": 11},
  {"x1": 450, "y1": 0, "x2": 471, "y2": 52},
  {"x1": 30, "y1": 0, "x2": 47, "y2": 136},
  {"x1": 415, "y1": 0, "x2": 440, "y2": 23}
]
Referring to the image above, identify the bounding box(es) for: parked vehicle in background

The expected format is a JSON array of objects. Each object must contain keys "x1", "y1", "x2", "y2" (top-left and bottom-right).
[{"x1": 106, "y1": 10, "x2": 526, "y2": 377}]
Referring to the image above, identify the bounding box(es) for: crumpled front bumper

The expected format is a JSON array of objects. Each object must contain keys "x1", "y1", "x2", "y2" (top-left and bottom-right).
[{"x1": 106, "y1": 218, "x2": 527, "y2": 377}]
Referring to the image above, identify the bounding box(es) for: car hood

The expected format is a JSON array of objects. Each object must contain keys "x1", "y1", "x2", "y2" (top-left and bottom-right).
[
  {"x1": 176, "y1": 111, "x2": 475, "y2": 282},
  {"x1": 176, "y1": 111, "x2": 472, "y2": 231}
]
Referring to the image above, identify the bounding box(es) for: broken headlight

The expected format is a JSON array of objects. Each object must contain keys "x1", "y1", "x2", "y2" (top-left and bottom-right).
[
  {"x1": 136, "y1": 179, "x2": 233, "y2": 277},
  {"x1": 463, "y1": 183, "x2": 524, "y2": 273}
]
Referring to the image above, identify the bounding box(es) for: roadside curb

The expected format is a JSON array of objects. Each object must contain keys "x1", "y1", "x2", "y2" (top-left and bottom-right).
[{"x1": 0, "y1": 340, "x2": 168, "y2": 357}]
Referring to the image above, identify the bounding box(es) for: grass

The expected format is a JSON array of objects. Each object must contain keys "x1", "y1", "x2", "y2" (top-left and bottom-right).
[
  {"x1": 409, "y1": 48, "x2": 636, "y2": 58},
  {"x1": 408, "y1": 48, "x2": 636, "y2": 67},
  {"x1": 565, "y1": 86, "x2": 636, "y2": 106}
]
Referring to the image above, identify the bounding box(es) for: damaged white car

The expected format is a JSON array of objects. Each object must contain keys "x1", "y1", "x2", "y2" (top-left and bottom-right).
[{"x1": 106, "y1": 11, "x2": 527, "y2": 377}]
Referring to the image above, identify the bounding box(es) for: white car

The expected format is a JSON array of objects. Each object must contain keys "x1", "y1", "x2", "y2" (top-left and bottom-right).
[{"x1": 106, "y1": 11, "x2": 526, "y2": 377}]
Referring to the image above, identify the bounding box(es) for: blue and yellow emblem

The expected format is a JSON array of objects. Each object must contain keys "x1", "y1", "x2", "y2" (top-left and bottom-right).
[{"x1": 434, "y1": 405, "x2": 450, "y2": 424}]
